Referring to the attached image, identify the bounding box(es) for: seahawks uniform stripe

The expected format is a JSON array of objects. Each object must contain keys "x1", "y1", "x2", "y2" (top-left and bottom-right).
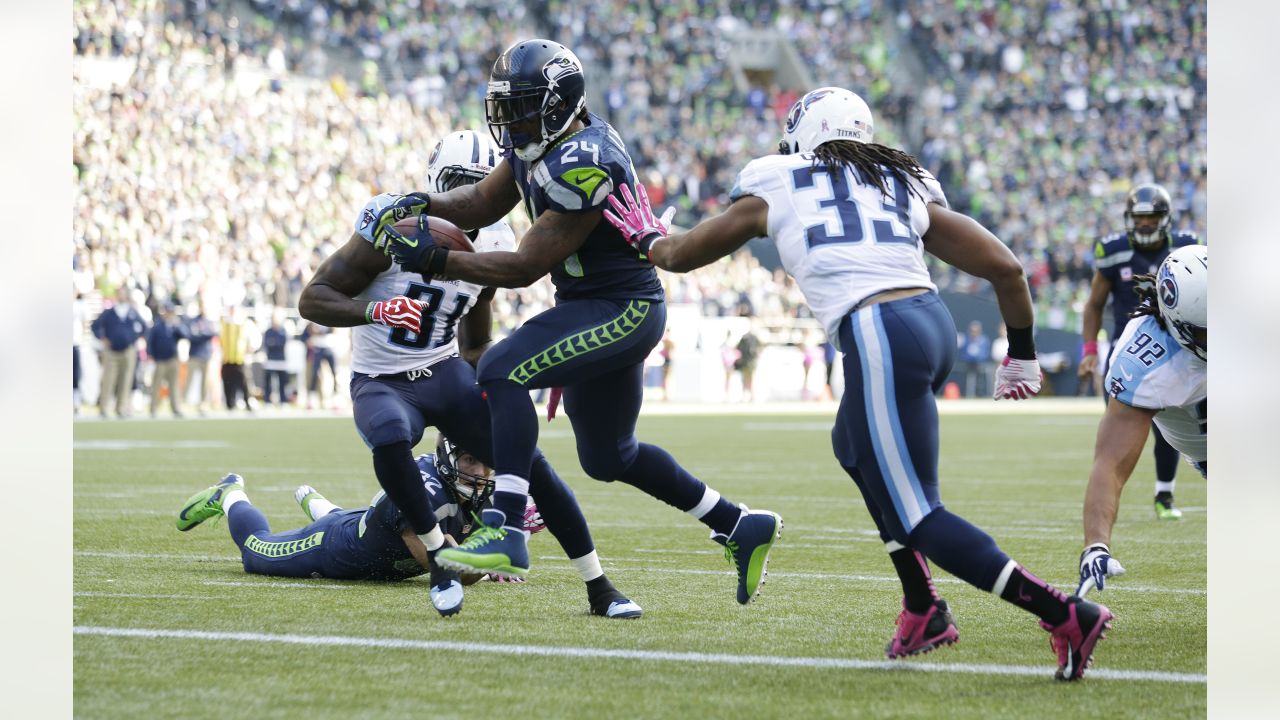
[
  {"x1": 244, "y1": 531, "x2": 325, "y2": 559},
  {"x1": 506, "y1": 300, "x2": 651, "y2": 385}
]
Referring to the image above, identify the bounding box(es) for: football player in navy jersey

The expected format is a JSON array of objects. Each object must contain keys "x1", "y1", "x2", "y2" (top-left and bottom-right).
[
  {"x1": 298, "y1": 130, "x2": 640, "y2": 619},
  {"x1": 369, "y1": 39, "x2": 782, "y2": 605},
  {"x1": 176, "y1": 436, "x2": 528, "y2": 616},
  {"x1": 1078, "y1": 184, "x2": 1202, "y2": 519}
]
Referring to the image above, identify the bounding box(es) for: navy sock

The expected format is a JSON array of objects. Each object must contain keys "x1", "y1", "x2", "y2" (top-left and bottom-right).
[
  {"x1": 617, "y1": 443, "x2": 741, "y2": 536},
  {"x1": 482, "y1": 492, "x2": 528, "y2": 531},
  {"x1": 889, "y1": 547, "x2": 940, "y2": 614},
  {"x1": 227, "y1": 502, "x2": 269, "y2": 549},
  {"x1": 1153, "y1": 426, "x2": 1180, "y2": 488},
  {"x1": 909, "y1": 508, "x2": 1012, "y2": 591},
  {"x1": 528, "y1": 454, "x2": 594, "y2": 559},
  {"x1": 372, "y1": 441, "x2": 437, "y2": 535},
  {"x1": 481, "y1": 379, "x2": 539, "y2": 478}
]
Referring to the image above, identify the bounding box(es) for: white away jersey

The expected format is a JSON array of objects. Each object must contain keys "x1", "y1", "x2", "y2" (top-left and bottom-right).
[
  {"x1": 1106, "y1": 315, "x2": 1207, "y2": 464},
  {"x1": 730, "y1": 154, "x2": 947, "y2": 349},
  {"x1": 350, "y1": 193, "x2": 515, "y2": 375}
]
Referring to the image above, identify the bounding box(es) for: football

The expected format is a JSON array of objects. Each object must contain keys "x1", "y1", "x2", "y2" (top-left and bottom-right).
[{"x1": 392, "y1": 215, "x2": 475, "y2": 252}]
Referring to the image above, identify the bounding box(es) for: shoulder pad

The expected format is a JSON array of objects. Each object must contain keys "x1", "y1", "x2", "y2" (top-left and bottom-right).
[
  {"x1": 1172, "y1": 231, "x2": 1201, "y2": 247},
  {"x1": 534, "y1": 135, "x2": 617, "y2": 212}
]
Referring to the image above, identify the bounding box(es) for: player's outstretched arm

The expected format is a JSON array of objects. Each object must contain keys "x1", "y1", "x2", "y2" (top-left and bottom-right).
[
  {"x1": 648, "y1": 197, "x2": 768, "y2": 273},
  {"x1": 445, "y1": 208, "x2": 598, "y2": 287},
  {"x1": 923, "y1": 204, "x2": 1033, "y2": 329},
  {"x1": 299, "y1": 232, "x2": 392, "y2": 326},
  {"x1": 1083, "y1": 398, "x2": 1157, "y2": 547},
  {"x1": 1078, "y1": 271, "x2": 1112, "y2": 378}
]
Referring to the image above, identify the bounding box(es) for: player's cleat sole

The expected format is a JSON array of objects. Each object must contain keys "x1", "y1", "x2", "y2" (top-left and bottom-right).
[
  {"x1": 718, "y1": 505, "x2": 783, "y2": 605},
  {"x1": 434, "y1": 525, "x2": 529, "y2": 580},
  {"x1": 176, "y1": 473, "x2": 244, "y2": 531},
  {"x1": 590, "y1": 594, "x2": 643, "y2": 619},
  {"x1": 1043, "y1": 595, "x2": 1114, "y2": 681},
  {"x1": 295, "y1": 485, "x2": 326, "y2": 521},
  {"x1": 429, "y1": 579, "x2": 464, "y2": 617},
  {"x1": 885, "y1": 599, "x2": 959, "y2": 659},
  {"x1": 1154, "y1": 497, "x2": 1183, "y2": 520}
]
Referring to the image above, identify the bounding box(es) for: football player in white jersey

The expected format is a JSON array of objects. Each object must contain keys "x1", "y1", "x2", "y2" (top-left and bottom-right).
[
  {"x1": 607, "y1": 87, "x2": 1113, "y2": 680},
  {"x1": 1077, "y1": 245, "x2": 1207, "y2": 597},
  {"x1": 299, "y1": 130, "x2": 641, "y2": 619}
]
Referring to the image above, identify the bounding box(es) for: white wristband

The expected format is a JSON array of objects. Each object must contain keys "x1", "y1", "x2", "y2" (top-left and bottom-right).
[{"x1": 419, "y1": 526, "x2": 445, "y2": 552}]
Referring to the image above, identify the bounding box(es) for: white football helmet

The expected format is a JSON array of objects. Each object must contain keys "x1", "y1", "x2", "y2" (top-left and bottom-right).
[
  {"x1": 425, "y1": 130, "x2": 500, "y2": 193},
  {"x1": 1155, "y1": 244, "x2": 1207, "y2": 360},
  {"x1": 778, "y1": 87, "x2": 874, "y2": 155}
]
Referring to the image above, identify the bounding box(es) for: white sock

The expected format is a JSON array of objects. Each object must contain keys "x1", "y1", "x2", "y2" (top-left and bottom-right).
[
  {"x1": 990, "y1": 559, "x2": 1018, "y2": 597},
  {"x1": 570, "y1": 551, "x2": 604, "y2": 582},
  {"x1": 686, "y1": 487, "x2": 722, "y2": 519},
  {"x1": 305, "y1": 497, "x2": 339, "y2": 520},
  {"x1": 494, "y1": 473, "x2": 530, "y2": 496},
  {"x1": 1155, "y1": 480, "x2": 1176, "y2": 495},
  {"x1": 222, "y1": 490, "x2": 248, "y2": 512}
]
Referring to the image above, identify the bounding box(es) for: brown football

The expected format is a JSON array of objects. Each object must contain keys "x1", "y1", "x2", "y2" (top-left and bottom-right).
[{"x1": 392, "y1": 215, "x2": 476, "y2": 252}]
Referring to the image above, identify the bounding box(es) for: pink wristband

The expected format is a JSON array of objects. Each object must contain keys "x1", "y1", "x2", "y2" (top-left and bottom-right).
[{"x1": 1082, "y1": 341, "x2": 1098, "y2": 357}]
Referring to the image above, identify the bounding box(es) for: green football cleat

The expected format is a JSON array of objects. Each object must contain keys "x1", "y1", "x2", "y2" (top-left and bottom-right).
[
  {"x1": 176, "y1": 474, "x2": 244, "y2": 531},
  {"x1": 435, "y1": 524, "x2": 529, "y2": 580},
  {"x1": 1154, "y1": 495, "x2": 1183, "y2": 520}
]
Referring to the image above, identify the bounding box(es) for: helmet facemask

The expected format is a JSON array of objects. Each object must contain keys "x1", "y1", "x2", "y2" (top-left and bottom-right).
[
  {"x1": 434, "y1": 435, "x2": 495, "y2": 517},
  {"x1": 485, "y1": 44, "x2": 586, "y2": 162},
  {"x1": 1124, "y1": 184, "x2": 1173, "y2": 250}
]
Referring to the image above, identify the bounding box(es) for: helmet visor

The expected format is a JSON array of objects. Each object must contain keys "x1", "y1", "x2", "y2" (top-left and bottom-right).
[
  {"x1": 438, "y1": 166, "x2": 489, "y2": 192},
  {"x1": 486, "y1": 89, "x2": 545, "y2": 149}
]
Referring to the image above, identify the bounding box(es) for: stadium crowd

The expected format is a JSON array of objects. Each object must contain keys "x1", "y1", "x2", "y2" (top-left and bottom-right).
[{"x1": 73, "y1": 0, "x2": 1205, "y2": 408}]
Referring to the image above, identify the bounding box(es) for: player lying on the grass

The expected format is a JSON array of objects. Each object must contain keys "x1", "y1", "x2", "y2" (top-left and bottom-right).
[
  {"x1": 605, "y1": 86, "x2": 1113, "y2": 680},
  {"x1": 1077, "y1": 245, "x2": 1207, "y2": 597},
  {"x1": 176, "y1": 434, "x2": 641, "y2": 619}
]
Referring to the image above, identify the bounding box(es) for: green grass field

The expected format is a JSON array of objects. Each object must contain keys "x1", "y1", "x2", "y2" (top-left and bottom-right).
[{"x1": 73, "y1": 408, "x2": 1205, "y2": 719}]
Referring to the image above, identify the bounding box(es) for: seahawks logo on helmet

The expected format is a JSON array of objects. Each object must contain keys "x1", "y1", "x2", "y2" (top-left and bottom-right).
[
  {"x1": 543, "y1": 53, "x2": 581, "y2": 85},
  {"x1": 1159, "y1": 265, "x2": 1179, "y2": 309}
]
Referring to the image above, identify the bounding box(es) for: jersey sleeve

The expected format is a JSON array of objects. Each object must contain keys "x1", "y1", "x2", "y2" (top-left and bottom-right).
[
  {"x1": 475, "y1": 221, "x2": 516, "y2": 253},
  {"x1": 909, "y1": 168, "x2": 948, "y2": 208},
  {"x1": 354, "y1": 193, "x2": 400, "y2": 244},
  {"x1": 1172, "y1": 231, "x2": 1202, "y2": 248},
  {"x1": 532, "y1": 141, "x2": 617, "y2": 213},
  {"x1": 364, "y1": 490, "x2": 412, "y2": 535},
  {"x1": 729, "y1": 159, "x2": 765, "y2": 202},
  {"x1": 1105, "y1": 317, "x2": 1185, "y2": 409}
]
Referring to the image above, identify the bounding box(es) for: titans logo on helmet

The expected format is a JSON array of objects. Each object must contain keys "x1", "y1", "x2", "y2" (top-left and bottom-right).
[{"x1": 1159, "y1": 265, "x2": 1179, "y2": 308}]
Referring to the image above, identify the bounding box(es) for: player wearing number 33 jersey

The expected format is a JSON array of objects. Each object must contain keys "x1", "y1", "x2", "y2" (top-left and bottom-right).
[{"x1": 607, "y1": 86, "x2": 1114, "y2": 680}]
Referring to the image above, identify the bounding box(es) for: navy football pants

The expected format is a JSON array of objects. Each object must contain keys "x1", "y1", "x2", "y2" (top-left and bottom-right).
[{"x1": 832, "y1": 293, "x2": 953, "y2": 545}]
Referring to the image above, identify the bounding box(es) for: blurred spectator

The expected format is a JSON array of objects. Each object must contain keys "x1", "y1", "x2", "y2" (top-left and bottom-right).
[
  {"x1": 734, "y1": 326, "x2": 762, "y2": 403},
  {"x1": 73, "y1": 287, "x2": 88, "y2": 414},
  {"x1": 261, "y1": 309, "x2": 292, "y2": 407},
  {"x1": 959, "y1": 320, "x2": 992, "y2": 398},
  {"x1": 183, "y1": 300, "x2": 218, "y2": 414},
  {"x1": 147, "y1": 303, "x2": 185, "y2": 417},
  {"x1": 91, "y1": 286, "x2": 147, "y2": 419},
  {"x1": 302, "y1": 321, "x2": 338, "y2": 409},
  {"x1": 220, "y1": 306, "x2": 255, "y2": 412}
]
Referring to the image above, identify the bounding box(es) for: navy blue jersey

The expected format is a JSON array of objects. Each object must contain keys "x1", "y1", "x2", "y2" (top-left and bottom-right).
[
  {"x1": 506, "y1": 113, "x2": 664, "y2": 303},
  {"x1": 318, "y1": 454, "x2": 471, "y2": 580},
  {"x1": 1092, "y1": 231, "x2": 1201, "y2": 335}
]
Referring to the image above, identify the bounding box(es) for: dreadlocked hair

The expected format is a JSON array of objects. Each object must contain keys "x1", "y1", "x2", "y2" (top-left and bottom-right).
[
  {"x1": 811, "y1": 141, "x2": 930, "y2": 201},
  {"x1": 1130, "y1": 272, "x2": 1166, "y2": 327}
]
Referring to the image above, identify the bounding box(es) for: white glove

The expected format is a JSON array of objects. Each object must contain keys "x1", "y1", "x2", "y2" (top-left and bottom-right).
[
  {"x1": 993, "y1": 356, "x2": 1042, "y2": 400},
  {"x1": 1076, "y1": 543, "x2": 1126, "y2": 596}
]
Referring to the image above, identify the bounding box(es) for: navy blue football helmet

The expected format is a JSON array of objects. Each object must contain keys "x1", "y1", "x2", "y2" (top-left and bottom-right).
[
  {"x1": 1124, "y1": 183, "x2": 1173, "y2": 250},
  {"x1": 485, "y1": 39, "x2": 587, "y2": 162},
  {"x1": 435, "y1": 434, "x2": 494, "y2": 516}
]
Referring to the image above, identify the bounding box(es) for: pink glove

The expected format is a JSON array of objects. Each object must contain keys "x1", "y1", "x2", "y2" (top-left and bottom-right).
[
  {"x1": 367, "y1": 296, "x2": 425, "y2": 334},
  {"x1": 546, "y1": 387, "x2": 563, "y2": 421},
  {"x1": 993, "y1": 356, "x2": 1043, "y2": 400},
  {"x1": 603, "y1": 184, "x2": 675, "y2": 258},
  {"x1": 523, "y1": 500, "x2": 546, "y2": 535}
]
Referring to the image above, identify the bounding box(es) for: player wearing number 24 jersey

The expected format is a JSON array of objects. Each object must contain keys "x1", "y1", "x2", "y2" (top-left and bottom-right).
[
  {"x1": 607, "y1": 86, "x2": 1113, "y2": 680},
  {"x1": 298, "y1": 129, "x2": 642, "y2": 619}
]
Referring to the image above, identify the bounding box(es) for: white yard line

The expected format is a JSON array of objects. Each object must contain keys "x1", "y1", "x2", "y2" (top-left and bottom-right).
[
  {"x1": 74, "y1": 592, "x2": 230, "y2": 601},
  {"x1": 72, "y1": 626, "x2": 1204, "y2": 684}
]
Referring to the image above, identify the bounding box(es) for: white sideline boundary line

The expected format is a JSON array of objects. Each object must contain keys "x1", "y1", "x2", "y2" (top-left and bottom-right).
[{"x1": 73, "y1": 626, "x2": 1204, "y2": 684}]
